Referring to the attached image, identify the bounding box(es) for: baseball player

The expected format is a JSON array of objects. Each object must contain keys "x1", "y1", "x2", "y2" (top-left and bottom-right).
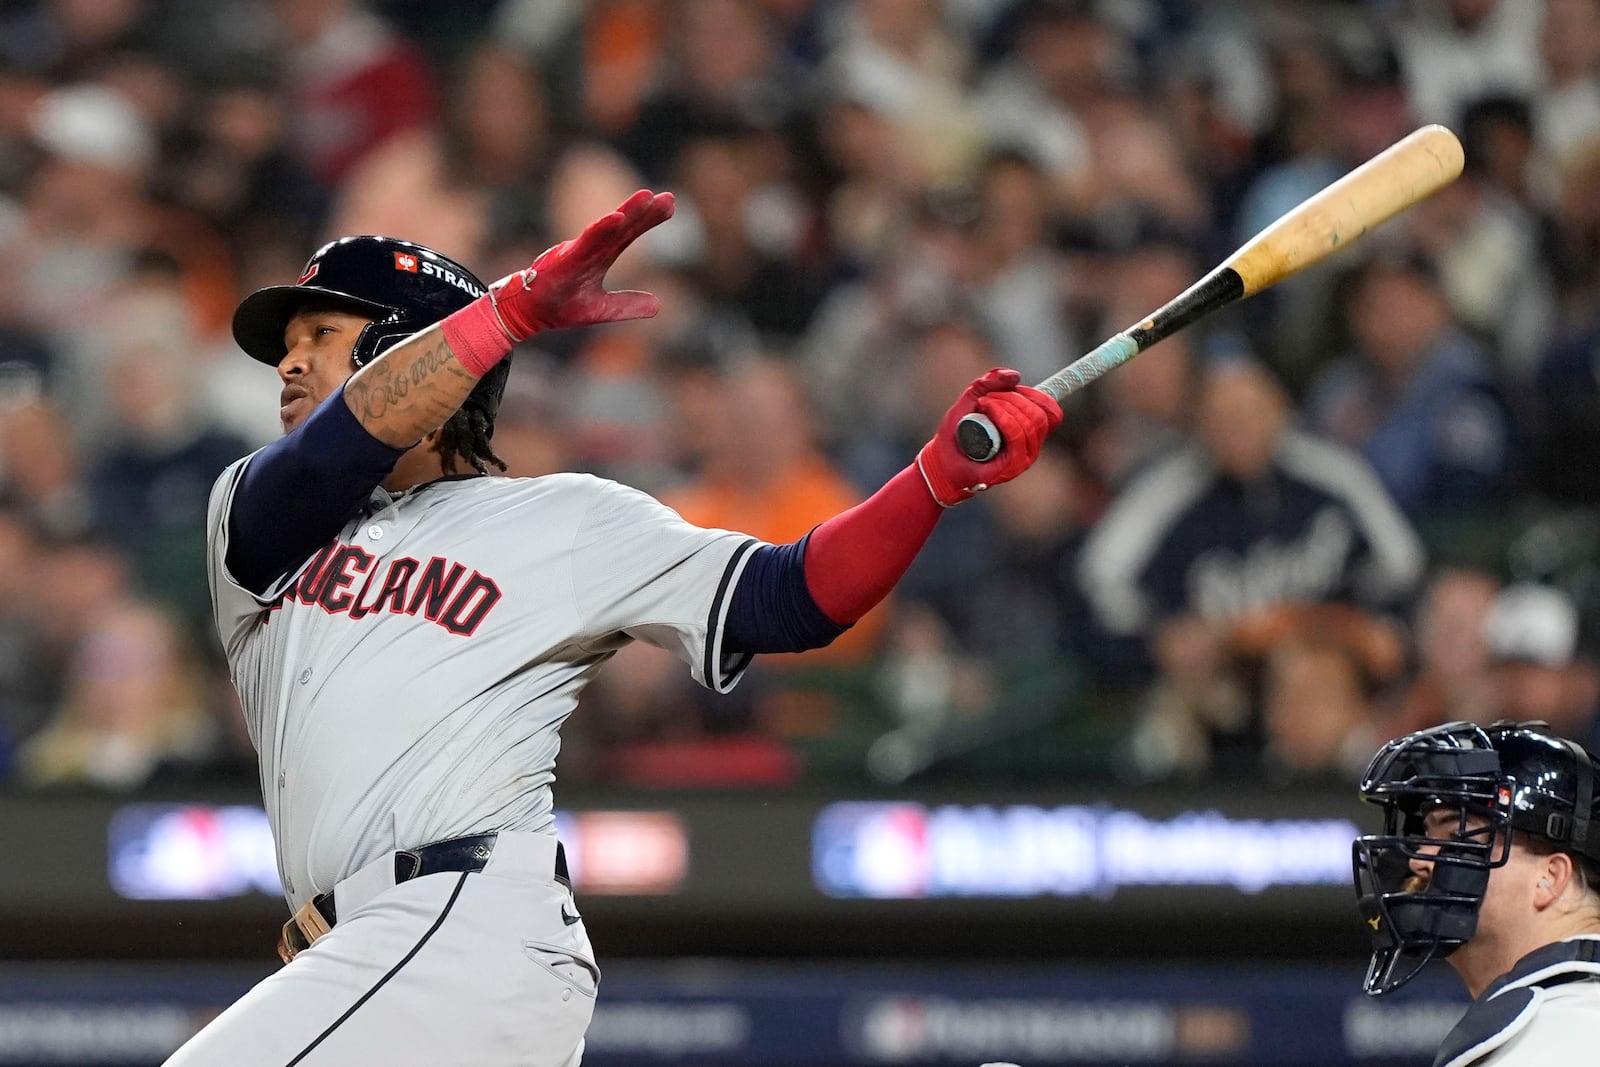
[
  {"x1": 181, "y1": 189, "x2": 1060, "y2": 1066},
  {"x1": 1354, "y1": 719, "x2": 1600, "y2": 1065}
]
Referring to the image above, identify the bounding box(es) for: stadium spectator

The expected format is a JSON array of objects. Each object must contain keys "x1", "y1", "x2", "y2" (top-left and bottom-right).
[
  {"x1": 17, "y1": 597, "x2": 217, "y2": 790},
  {"x1": 1393, "y1": 0, "x2": 1543, "y2": 128},
  {"x1": 920, "y1": 436, "x2": 1100, "y2": 671},
  {"x1": 665, "y1": 127, "x2": 830, "y2": 343},
  {"x1": 1391, "y1": 565, "x2": 1504, "y2": 736},
  {"x1": 612, "y1": 0, "x2": 798, "y2": 186},
  {"x1": 965, "y1": 150, "x2": 1077, "y2": 386},
  {"x1": 328, "y1": 40, "x2": 555, "y2": 268},
  {"x1": 1482, "y1": 581, "x2": 1600, "y2": 749},
  {"x1": 0, "y1": 505, "x2": 52, "y2": 766},
  {"x1": 816, "y1": 0, "x2": 984, "y2": 190},
  {"x1": 1532, "y1": 0, "x2": 1600, "y2": 167},
  {"x1": 1306, "y1": 252, "x2": 1517, "y2": 533},
  {"x1": 1076, "y1": 240, "x2": 1202, "y2": 487},
  {"x1": 84, "y1": 276, "x2": 250, "y2": 625},
  {"x1": 0, "y1": 399, "x2": 94, "y2": 541},
  {"x1": 272, "y1": 0, "x2": 438, "y2": 187},
  {"x1": 1258, "y1": 627, "x2": 1392, "y2": 785},
  {"x1": 969, "y1": 0, "x2": 1101, "y2": 213},
  {"x1": 1409, "y1": 96, "x2": 1558, "y2": 379},
  {"x1": 1079, "y1": 357, "x2": 1424, "y2": 780}
]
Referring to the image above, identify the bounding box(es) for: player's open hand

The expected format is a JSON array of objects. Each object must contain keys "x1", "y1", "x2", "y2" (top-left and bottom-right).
[
  {"x1": 917, "y1": 368, "x2": 1063, "y2": 506},
  {"x1": 488, "y1": 189, "x2": 675, "y2": 338}
]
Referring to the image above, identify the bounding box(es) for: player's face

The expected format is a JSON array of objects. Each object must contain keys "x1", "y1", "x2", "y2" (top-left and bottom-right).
[
  {"x1": 1405, "y1": 807, "x2": 1474, "y2": 890},
  {"x1": 278, "y1": 309, "x2": 372, "y2": 433}
]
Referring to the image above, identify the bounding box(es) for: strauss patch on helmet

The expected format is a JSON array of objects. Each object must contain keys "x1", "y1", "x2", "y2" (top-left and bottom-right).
[{"x1": 417, "y1": 258, "x2": 485, "y2": 298}]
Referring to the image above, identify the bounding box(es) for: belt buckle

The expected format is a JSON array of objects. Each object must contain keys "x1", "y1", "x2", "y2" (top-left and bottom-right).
[
  {"x1": 277, "y1": 895, "x2": 334, "y2": 963},
  {"x1": 276, "y1": 919, "x2": 303, "y2": 964}
]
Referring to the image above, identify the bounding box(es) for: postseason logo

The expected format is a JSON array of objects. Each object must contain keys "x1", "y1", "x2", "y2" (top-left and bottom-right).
[{"x1": 394, "y1": 250, "x2": 485, "y2": 298}]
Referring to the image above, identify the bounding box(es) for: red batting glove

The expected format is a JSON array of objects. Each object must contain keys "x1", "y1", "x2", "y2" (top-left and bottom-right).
[
  {"x1": 444, "y1": 190, "x2": 675, "y2": 377},
  {"x1": 489, "y1": 189, "x2": 674, "y2": 338},
  {"x1": 916, "y1": 368, "x2": 1063, "y2": 507}
]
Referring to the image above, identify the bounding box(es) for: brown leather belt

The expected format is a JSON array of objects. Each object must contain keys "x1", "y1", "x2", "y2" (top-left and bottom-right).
[{"x1": 277, "y1": 833, "x2": 570, "y2": 963}]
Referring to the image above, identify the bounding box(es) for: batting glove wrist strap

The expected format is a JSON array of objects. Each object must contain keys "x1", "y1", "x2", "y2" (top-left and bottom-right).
[
  {"x1": 441, "y1": 293, "x2": 518, "y2": 379},
  {"x1": 916, "y1": 443, "x2": 975, "y2": 507}
]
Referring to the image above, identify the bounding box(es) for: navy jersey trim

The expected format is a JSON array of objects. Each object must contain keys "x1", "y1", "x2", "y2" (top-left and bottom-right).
[
  {"x1": 283, "y1": 871, "x2": 469, "y2": 1066},
  {"x1": 723, "y1": 536, "x2": 848, "y2": 654},
  {"x1": 704, "y1": 539, "x2": 758, "y2": 688}
]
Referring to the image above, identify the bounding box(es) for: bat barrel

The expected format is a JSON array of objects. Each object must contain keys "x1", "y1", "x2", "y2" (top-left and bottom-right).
[
  {"x1": 954, "y1": 124, "x2": 1464, "y2": 465},
  {"x1": 1224, "y1": 124, "x2": 1464, "y2": 296}
]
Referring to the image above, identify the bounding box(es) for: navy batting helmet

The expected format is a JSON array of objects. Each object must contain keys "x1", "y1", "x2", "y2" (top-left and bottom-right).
[
  {"x1": 232, "y1": 236, "x2": 512, "y2": 431},
  {"x1": 1353, "y1": 719, "x2": 1600, "y2": 995}
]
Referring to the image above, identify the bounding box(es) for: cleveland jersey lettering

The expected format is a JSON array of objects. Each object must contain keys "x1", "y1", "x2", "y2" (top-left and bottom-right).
[{"x1": 271, "y1": 542, "x2": 502, "y2": 636}]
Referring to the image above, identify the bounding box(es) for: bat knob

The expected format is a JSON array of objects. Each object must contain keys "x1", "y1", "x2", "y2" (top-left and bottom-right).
[{"x1": 956, "y1": 413, "x2": 1001, "y2": 462}]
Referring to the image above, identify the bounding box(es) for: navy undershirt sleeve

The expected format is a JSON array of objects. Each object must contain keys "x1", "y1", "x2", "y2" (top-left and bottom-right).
[
  {"x1": 225, "y1": 384, "x2": 410, "y2": 597},
  {"x1": 722, "y1": 536, "x2": 848, "y2": 654}
]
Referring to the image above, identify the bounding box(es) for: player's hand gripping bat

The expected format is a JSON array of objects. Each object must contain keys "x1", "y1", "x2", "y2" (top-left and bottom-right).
[{"x1": 956, "y1": 124, "x2": 1466, "y2": 462}]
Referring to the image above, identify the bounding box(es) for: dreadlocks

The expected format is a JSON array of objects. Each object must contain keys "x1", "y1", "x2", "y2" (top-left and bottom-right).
[{"x1": 436, "y1": 406, "x2": 507, "y2": 476}]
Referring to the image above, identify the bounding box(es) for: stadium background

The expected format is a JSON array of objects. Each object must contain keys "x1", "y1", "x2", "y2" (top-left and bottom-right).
[{"x1": 2, "y1": 0, "x2": 1599, "y2": 1063}]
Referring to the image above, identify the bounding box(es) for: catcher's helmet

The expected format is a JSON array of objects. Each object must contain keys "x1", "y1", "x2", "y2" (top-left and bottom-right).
[
  {"x1": 231, "y1": 236, "x2": 511, "y2": 431},
  {"x1": 1353, "y1": 720, "x2": 1599, "y2": 995}
]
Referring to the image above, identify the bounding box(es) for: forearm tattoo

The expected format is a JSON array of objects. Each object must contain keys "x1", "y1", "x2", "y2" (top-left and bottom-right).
[{"x1": 344, "y1": 327, "x2": 480, "y2": 446}]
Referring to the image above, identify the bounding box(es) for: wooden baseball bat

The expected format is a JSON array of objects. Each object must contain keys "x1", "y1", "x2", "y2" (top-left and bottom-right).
[{"x1": 957, "y1": 123, "x2": 1465, "y2": 461}]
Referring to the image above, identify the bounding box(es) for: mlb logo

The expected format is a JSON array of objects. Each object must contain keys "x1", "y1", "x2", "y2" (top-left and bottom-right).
[
  {"x1": 394, "y1": 252, "x2": 420, "y2": 272},
  {"x1": 298, "y1": 262, "x2": 320, "y2": 284}
]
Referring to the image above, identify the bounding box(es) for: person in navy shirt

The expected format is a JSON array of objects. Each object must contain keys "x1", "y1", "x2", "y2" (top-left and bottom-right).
[
  {"x1": 1307, "y1": 252, "x2": 1517, "y2": 526},
  {"x1": 1078, "y1": 356, "x2": 1424, "y2": 779}
]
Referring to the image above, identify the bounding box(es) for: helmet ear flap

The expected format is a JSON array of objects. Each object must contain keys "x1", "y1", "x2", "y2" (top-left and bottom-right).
[
  {"x1": 351, "y1": 312, "x2": 418, "y2": 368},
  {"x1": 1558, "y1": 737, "x2": 1595, "y2": 856}
]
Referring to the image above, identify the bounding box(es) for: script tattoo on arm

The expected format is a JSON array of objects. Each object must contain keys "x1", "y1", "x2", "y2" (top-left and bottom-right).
[{"x1": 342, "y1": 323, "x2": 482, "y2": 447}]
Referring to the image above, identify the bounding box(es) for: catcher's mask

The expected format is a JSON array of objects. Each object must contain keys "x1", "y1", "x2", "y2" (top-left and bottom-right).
[
  {"x1": 231, "y1": 236, "x2": 511, "y2": 432},
  {"x1": 1353, "y1": 719, "x2": 1598, "y2": 995}
]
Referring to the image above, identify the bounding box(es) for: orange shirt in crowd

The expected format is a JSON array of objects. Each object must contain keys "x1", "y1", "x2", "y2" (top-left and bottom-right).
[{"x1": 665, "y1": 455, "x2": 890, "y2": 666}]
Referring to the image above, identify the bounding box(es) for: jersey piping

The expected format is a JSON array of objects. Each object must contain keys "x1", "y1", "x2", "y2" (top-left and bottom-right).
[
  {"x1": 285, "y1": 872, "x2": 470, "y2": 1066},
  {"x1": 705, "y1": 539, "x2": 758, "y2": 691}
]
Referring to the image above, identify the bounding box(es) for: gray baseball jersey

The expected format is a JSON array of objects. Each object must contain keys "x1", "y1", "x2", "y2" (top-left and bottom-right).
[{"x1": 206, "y1": 460, "x2": 756, "y2": 912}]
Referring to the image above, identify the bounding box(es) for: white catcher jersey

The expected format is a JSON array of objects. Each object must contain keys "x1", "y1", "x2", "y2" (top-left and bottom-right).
[{"x1": 207, "y1": 462, "x2": 756, "y2": 911}]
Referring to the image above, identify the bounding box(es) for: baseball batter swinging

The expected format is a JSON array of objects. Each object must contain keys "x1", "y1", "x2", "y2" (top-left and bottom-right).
[{"x1": 182, "y1": 190, "x2": 1059, "y2": 1066}]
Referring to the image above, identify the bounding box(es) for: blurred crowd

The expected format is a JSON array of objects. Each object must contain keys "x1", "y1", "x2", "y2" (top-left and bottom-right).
[{"x1": 1, "y1": 0, "x2": 1599, "y2": 793}]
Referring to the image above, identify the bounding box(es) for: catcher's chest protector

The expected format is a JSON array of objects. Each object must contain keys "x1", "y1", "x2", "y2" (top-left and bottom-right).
[{"x1": 1433, "y1": 936, "x2": 1600, "y2": 1067}]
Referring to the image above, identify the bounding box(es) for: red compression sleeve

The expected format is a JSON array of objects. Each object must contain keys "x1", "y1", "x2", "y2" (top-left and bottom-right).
[
  {"x1": 439, "y1": 298, "x2": 515, "y2": 378},
  {"x1": 803, "y1": 463, "x2": 942, "y2": 626}
]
